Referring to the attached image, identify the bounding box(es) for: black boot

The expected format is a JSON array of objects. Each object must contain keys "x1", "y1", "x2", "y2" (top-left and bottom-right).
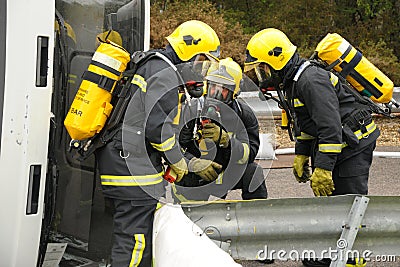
[
  {"x1": 302, "y1": 258, "x2": 331, "y2": 267},
  {"x1": 258, "y1": 259, "x2": 275, "y2": 264}
]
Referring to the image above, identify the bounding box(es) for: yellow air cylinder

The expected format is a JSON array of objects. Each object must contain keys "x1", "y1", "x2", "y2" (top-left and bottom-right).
[
  {"x1": 315, "y1": 33, "x2": 394, "y2": 103},
  {"x1": 281, "y1": 109, "x2": 289, "y2": 129},
  {"x1": 64, "y1": 41, "x2": 130, "y2": 140}
]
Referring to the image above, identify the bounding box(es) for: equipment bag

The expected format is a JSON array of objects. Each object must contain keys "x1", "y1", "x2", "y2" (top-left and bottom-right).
[
  {"x1": 64, "y1": 40, "x2": 130, "y2": 140},
  {"x1": 315, "y1": 33, "x2": 394, "y2": 104}
]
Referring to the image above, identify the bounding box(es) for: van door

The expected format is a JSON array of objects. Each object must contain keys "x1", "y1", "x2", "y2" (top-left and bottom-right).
[
  {"x1": 42, "y1": 0, "x2": 150, "y2": 265},
  {"x1": 0, "y1": 1, "x2": 55, "y2": 266}
]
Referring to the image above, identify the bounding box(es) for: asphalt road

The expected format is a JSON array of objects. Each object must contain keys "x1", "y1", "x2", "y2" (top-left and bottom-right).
[{"x1": 226, "y1": 145, "x2": 400, "y2": 267}]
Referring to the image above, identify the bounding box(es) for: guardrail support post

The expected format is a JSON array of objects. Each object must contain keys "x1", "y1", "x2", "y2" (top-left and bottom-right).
[{"x1": 330, "y1": 195, "x2": 370, "y2": 267}]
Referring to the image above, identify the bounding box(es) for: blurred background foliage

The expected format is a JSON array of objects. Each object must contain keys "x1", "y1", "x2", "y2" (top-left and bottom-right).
[{"x1": 150, "y1": 0, "x2": 400, "y2": 84}]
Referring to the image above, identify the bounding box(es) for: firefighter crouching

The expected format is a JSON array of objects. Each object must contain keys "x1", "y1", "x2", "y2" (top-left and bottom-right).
[
  {"x1": 174, "y1": 57, "x2": 268, "y2": 202},
  {"x1": 244, "y1": 28, "x2": 379, "y2": 267},
  {"x1": 95, "y1": 20, "x2": 220, "y2": 267}
]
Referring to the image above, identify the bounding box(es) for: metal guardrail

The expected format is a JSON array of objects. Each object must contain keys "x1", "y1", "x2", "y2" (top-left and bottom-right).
[
  {"x1": 271, "y1": 148, "x2": 400, "y2": 159},
  {"x1": 182, "y1": 195, "x2": 400, "y2": 262},
  {"x1": 239, "y1": 87, "x2": 400, "y2": 116}
]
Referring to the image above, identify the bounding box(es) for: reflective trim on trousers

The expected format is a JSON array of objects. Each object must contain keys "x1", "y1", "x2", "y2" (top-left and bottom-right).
[{"x1": 129, "y1": 234, "x2": 145, "y2": 267}]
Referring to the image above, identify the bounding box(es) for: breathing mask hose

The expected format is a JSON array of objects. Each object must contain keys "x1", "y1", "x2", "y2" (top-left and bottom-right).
[
  {"x1": 276, "y1": 86, "x2": 295, "y2": 141},
  {"x1": 214, "y1": 110, "x2": 222, "y2": 146},
  {"x1": 289, "y1": 83, "x2": 301, "y2": 137}
]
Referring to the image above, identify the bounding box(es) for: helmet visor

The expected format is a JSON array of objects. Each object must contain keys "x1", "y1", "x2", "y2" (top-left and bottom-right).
[
  {"x1": 193, "y1": 53, "x2": 219, "y2": 77},
  {"x1": 243, "y1": 62, "x2": 257, "y2": 73},
  {"x1": 254, "y1": 63, "x2": 272, "y2": 84},
  {"x1": 207, "y1": 82, "x2": 234, "y2": 103},
  {"x1": 208, "y1": 45, "x2": 221, "y2": 60}
]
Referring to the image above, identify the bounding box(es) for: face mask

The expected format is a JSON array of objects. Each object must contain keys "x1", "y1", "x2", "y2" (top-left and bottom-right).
[
  {"x1": 255, "y1": 63, "x2": 272, "y2": 84},
  {"x1": 206, "y1": 82, "x2": 233, "y2": 104},
  {"x1": 255, "y1": 63, "x2": 282, "y2": 89}
]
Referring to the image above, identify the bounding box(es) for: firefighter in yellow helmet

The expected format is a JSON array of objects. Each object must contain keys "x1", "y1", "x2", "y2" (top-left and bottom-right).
[
  {"x1": 175, "y1": 57, "x2": 268, "y2": 202},
  {"x1": 166, "y1": 20, "x2": 220, "y2": 62},
  {"x1": 245, "y1": 28, "x2": 378, "y2": 267},
  {"x1": 55, "y1": 21, "x2": 77, "y2": 45},
  {"x1": 95, "y1": 20, "x2": 220, "y2": 267},
  {"x1": 96, "y1": 30, "x2": 123, "y2": 47},
  {"x1": 167, "y1": 19, "x2": 221, "y2": 88},
  {"x1": 205, "y1": 57, "x2": 241, "y2": 104}
]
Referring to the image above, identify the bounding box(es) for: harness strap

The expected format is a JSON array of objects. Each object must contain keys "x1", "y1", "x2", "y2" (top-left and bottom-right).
[
  {"x1": 340, "y1": 50, "x2": 362, "y2": 78},
  {"x1": 293, "y1": 61, "x2": 311, "y2": 82},
  {"x1": 82, "y1": 70, "x2": 116, "y2": 92},
  {"x1": 90, "y1": 59, "x2": 121, "y2": 76},
  {"x1": 342, "y1": 109, "x2": 372, "y2": 133},
  {"x1": 288, "y1": 61, "x2": 313, "y2": 137}
]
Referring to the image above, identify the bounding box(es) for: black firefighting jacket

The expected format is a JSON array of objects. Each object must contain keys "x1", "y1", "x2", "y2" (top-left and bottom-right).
[
  {"x1": 95, "y1": 46, "x2": 186, "y2": 200},
  {"x1": 179, "y1": 98, "x2": 260, "y2": 169},
  {"x1": 282, "y1": 56, "x2": 380, "y2": 171}
]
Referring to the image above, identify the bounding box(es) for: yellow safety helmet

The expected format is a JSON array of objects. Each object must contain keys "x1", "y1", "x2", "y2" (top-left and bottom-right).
[
  {"x1": 244, "y1": 28, "x2": 297, "y2": 72},
  {"x1": 55, "y1": 21, "x2": 77, "y2": 44},
  {"x1": 96, "y1": 30, "x2": 123, "y2": 47},
  {"x1": 166, "y1": 20, "x2": 220, "y2": 61},
  {"x1": 206, "y1": 57, "x2": 242, "y2": 103}
]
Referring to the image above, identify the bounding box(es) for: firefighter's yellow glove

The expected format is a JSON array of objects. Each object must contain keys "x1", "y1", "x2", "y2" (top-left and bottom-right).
[
  {"x1": 202, "y1": 123, "x2": 230, "y2": 148},
  {"x1": 170, "y1": 158, "x2": 188, "y2": 182},
  {"x1": 346, "y1": 258, "x2": 366, "y2": 267},
  {"x1": 310, "y1": 168, "x2": 335, "y2": 196},
  {"x1": 292, "y1": 154, "x2": 311, "y2": 183},
  {"x1": 188, "y1": 158, "x2": 222, "y2": 182}
]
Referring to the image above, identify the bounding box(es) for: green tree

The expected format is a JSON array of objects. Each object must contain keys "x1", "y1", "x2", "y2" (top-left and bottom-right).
[
  {"x1": 149, "y1": 0, "x2": 400, "y2": 84},
  {"x1": 150, "y1": 1, "x2": 251, "y2": 64}
]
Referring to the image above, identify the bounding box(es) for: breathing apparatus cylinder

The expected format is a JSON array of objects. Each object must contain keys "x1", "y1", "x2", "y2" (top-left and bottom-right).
[
  {"x1": 315, "y1": 33, "x2": 394, "y2": 104},
  {"x1": 64, "y1": 41, "x2": 130, "y2": 140}
]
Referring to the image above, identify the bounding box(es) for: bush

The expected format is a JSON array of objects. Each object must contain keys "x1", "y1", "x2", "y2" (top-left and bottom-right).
[
  {"x1": 358, "y1": 39, "x2": 400, "y2": 86},
  {"x1": 150, "y1": 1, "x2": 251, "y2": 66},
  {"x1": 150, "y1": 1, "x2": 400, "y2": 86}
]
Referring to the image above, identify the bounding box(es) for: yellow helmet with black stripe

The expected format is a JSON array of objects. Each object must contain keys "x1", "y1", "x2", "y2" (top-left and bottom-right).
[
  {"x1": 244, "y1": 28, "x2": 297, "y2": 72},
  {"x1": 166, "y1": 20, "x2": 220, "y2": 61}
]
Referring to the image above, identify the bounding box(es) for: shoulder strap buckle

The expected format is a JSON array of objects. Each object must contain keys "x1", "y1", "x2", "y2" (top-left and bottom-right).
[{"x1": 131, "y1": 51, "x2": 151, "y2": 64}]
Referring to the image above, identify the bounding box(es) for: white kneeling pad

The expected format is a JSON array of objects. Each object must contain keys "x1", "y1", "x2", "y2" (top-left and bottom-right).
[{"x1": 153, "y1": 204, "x2": 242, "y2": 267}]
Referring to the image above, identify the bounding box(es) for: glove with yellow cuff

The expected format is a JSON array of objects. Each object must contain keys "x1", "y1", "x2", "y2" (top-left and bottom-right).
[
  {"x1": 202, "y1": 123, "x2": 230, "y2": 148},
  {"x1": 292, "y1": 154, "x2": 311, "y2": 183},
  {"x1": 188, "y1": 157, "x2": 222, "y2": 182},
  {"x1": 169, "y1": 158, "x2": 188, "y2": 183},
  {"x1": 346, "y1": 258, "x2": 367, "y2": 267},
  {"x1": 310, "y1": 167, "x2": 335, "y2": 196}
]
